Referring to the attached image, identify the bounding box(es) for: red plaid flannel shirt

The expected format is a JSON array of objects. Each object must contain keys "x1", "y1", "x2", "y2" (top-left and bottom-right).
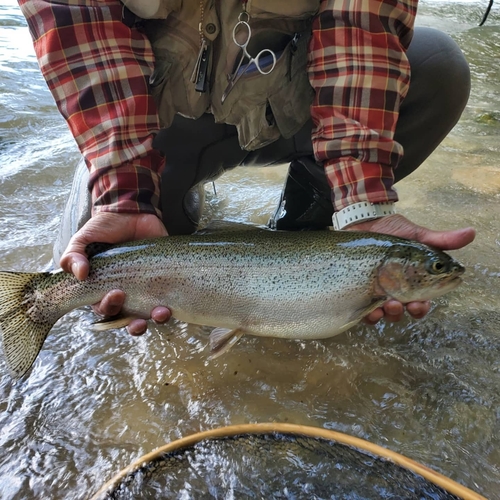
[
  {"x1": 19, "y1": 0, "x2": 164, "y2": 218},
  {"x1": 19, "y1": 0, "x2": 417, "y2": 216},
  {"x1": 308, "y1": 0, "x2": 416, "y2": 210}
]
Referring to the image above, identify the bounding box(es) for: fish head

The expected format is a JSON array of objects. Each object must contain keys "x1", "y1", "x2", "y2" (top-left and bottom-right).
[{"x1": 375, "y1": 242, "x2": 465, "y2": 303}]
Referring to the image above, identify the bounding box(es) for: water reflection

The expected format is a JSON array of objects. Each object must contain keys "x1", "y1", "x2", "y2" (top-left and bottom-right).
[{"x1": 0, "y1": 0, "x2": 499, "y2": 499}]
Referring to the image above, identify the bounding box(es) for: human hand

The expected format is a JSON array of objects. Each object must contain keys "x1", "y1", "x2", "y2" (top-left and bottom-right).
[
  {"x1": 345, "y1": 214, "x2": 476, "y2": 324},
  {"x1": 60, "y1": 212, "x2": 171, "y2": 335}
]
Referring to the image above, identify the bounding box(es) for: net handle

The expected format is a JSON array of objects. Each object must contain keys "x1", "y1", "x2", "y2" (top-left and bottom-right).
[{"x1": 89, "y1": 422, "x2": 487, "y2": 500}]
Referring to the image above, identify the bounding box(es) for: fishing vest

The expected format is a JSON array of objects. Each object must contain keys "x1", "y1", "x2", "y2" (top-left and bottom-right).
[{"x1": 124, "y1": 0, "x2": 319, "y2": 151}]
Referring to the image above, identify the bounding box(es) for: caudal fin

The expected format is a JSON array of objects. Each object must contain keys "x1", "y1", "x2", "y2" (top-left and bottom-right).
[{"x1": 0, "y1": 271, "x2": 54, "y2": 377}]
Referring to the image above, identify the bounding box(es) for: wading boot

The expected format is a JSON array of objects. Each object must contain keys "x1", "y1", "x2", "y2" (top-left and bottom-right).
[{"x1": 268, "y1": 158, "x2": 333, "y2": 230}]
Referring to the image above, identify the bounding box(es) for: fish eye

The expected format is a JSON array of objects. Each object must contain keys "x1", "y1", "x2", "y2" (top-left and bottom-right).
[{"x1": 427, "y1": 258, "x2": 448, "y2": 274}]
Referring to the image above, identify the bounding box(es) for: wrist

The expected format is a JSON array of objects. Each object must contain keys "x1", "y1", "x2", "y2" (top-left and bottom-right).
[{"x1": 332, "y1": 201, "x2": 396, "y2": 230}]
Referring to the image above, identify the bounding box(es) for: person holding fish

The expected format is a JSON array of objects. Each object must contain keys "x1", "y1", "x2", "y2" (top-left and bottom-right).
[{"x1": 18, "y1": 0, "x2": 475, "y2": 336}]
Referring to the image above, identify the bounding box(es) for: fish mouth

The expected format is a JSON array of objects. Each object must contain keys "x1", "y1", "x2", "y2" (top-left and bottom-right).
[
  {"x1": 418, "y1": 275, "x2": 463, "y2": 302},
  {"x1": 438, "y1": 275, "x2": 463, "y2": 290}
]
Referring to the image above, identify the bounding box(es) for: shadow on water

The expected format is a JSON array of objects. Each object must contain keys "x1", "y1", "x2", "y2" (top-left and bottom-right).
[{"x1": 0, "y1": 0, "x2": 499, "y2": 499}]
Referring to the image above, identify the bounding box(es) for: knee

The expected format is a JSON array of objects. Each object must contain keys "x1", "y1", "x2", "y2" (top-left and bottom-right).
[{"x1": 409, "y1": 27, "x2": 471, "y2": 118}]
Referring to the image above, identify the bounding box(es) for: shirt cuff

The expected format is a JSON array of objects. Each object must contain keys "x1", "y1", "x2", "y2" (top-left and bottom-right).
[
  {"x1": 324, "y1": 158, "x2": 399, "y2": 212},
  {"x1": 90, "y1": 149, "x2": 165, "y2": 219}
]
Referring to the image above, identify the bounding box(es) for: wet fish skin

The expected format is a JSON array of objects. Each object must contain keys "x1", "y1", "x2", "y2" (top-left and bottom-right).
[{"x1": 0, "y1": 229, "x2": 465, "y2": 377}]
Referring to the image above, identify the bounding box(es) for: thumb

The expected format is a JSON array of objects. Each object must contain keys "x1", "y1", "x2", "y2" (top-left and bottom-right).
[
  {"x1": 59, "y1": 214, "x2": 112, "y2": 279},
  {"x1": 60, "y1": 234, "x2": 91, "y2": 280},
  {"x1": 348, "y1": 214, "x2": 476, "y2": 251},
  {"x1": 412, "y1": 225, "x2": 476, "y2": 251},
  {"x1": 59, "y1": 213, "x2": 168, "y2": 280},
  {"x1": 378, "y1": 215, "x2": 476, "y2": 250}
]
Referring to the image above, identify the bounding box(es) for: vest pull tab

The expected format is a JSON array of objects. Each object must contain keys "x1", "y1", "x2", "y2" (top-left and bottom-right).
[
  {"x1": 289, "y1": 33, "x2": 300, "y2": 81},
  {"x1": 191, "y1": 39, "x2": 211, "y2": 93}
]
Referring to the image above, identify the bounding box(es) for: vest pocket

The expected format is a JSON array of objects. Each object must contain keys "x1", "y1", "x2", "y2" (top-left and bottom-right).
[
  {"x1": 237, "y1": 103, "x2": 282, "y2": 150},
  {"x1": 213, "y1": 30, "x2": 313, "y2": 151},
  {"x1": 144, "y1": 19, "x2": 211, "y2": 126},
  {"x1": 267, "y1": 31, "x2": 314, "y2": 139}
]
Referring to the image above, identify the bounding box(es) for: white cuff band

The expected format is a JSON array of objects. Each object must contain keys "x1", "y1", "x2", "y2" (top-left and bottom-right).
[{"x1": 332, "y1": 202, "x2": 396, "y2": 230}]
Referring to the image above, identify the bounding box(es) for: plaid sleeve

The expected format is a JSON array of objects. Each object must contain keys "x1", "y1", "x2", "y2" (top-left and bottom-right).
[
  {"x1": 18, "y1": 0, "x2": 164, "y2": 218},
  {"x1": 307, "y1": 0, "x2": 417, "y2": 211}
]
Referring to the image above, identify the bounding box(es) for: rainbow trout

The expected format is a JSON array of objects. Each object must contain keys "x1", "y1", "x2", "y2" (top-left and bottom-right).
[{"x1": 0, "y1": 229, "x2": 464, "y2": 377}]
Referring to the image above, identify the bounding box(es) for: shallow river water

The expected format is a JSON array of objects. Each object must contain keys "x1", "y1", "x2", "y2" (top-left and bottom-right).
[{"x1": 0, "y1": 0, "x2": 499, "y2": 498}]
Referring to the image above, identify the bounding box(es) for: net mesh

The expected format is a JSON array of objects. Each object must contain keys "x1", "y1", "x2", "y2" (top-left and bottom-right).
[{"x1": 104, "y1": 433, "x2": 461, "y2": 499}]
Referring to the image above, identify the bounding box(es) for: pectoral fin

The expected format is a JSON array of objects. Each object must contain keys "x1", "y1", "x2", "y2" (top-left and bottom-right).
[
  {"x1": 92, "y1": 315, "x2": 138, "y2": 332},
  {"x1": 208, "y1": 328, "x2": 244, "y2": 359},
  {"x1": 341, "y1": 298, "x2": 386, "y2": 332}
]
